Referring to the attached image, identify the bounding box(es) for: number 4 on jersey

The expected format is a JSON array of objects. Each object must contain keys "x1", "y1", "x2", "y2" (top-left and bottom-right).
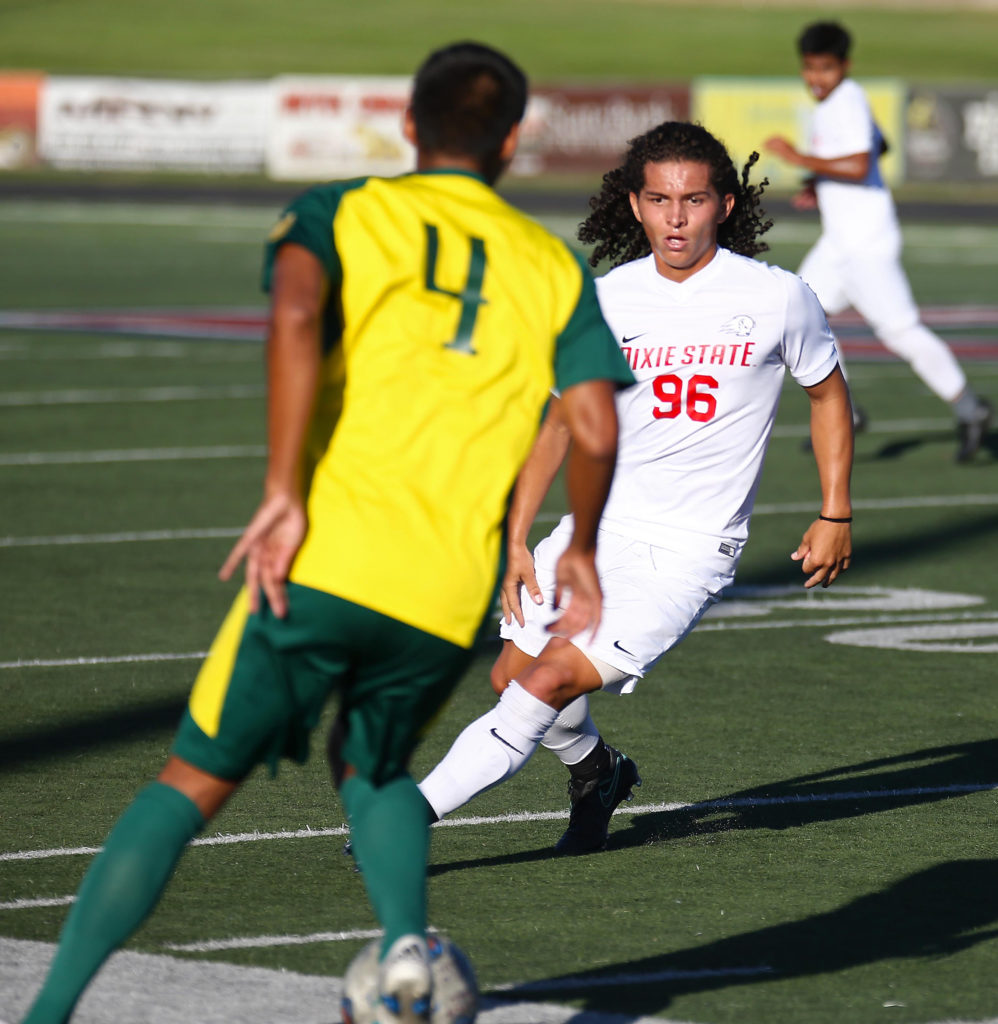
[{"x1": 423, "y1": 223, "x2": 487, "y2": 354}]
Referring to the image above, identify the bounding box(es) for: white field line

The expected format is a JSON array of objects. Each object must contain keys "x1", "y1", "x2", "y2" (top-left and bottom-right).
[
  {"x1": 0, "y1": 652, "x2": 208, "y2": 670},
  {"x1": 165, "y1": 928, "x2": 382, "y2": 953},
  {"x1": 2, "y1": 609, "x2": 996, "y2": 674},
  {"x1": 5, "y1": 782, "x2": 996, "y2": 866},
  {"x1": 0, "y1": 416, "x2": 985, "y2": 468},
  {"x1": 2, "y1": 494, "x2": 995, "y2": 548},
  {"x1": 4, "y1": 607, "x2": 998, "y2": 673},
  {"x1": 0, "y1": 445, "x2": 265, "y2": 466},
  {"x1": 489, "y1": 964, "x2": 776, "y2": 994},
  {"x1": 696, "y1": 609, "x2": 998, "y2": 634},
  {"x1": 0, "y1": 201, "x2": 274, "y2": 228},
  {"x1": 0, "y1": 939, "x2": 687, "y2": 1024},
  {"x1": 0, "y1": 895, "x2": 76, "y2": 911},
  {"x1": 0, "y1": 527, "x2": 241, "y2": 548},
  {"x1": 0, "y1": 384, "x2": 262, "y2": 406},
  {"x1": 771, "y1": 416, "x2": 952, "y2": 438}
]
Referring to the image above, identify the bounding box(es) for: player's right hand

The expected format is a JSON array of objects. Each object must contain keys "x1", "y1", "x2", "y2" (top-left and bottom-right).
[
  {"x1": 499, "y1": 542, "x2": 542, "y2": 627},
  {"x1": 548, "y1": 545, "x2": 602, "y2": 641},
  {"x1": 219, "y1": 491, "x2": 307, "y2": 618},
  {"x1": 792, "y1": 518, "x2": 852, "y2": 589}
]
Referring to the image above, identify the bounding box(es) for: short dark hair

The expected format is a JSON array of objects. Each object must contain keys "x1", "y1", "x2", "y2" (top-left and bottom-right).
[
  {"x1": 798, "y1": 21, "x2": 851, "y2": 60},
  {"x1": 578, "y1": 121, "x2": 772, "y2": 268},
  {"x1": 410, "y1": 42, "x2": 528, "y2": 183}
]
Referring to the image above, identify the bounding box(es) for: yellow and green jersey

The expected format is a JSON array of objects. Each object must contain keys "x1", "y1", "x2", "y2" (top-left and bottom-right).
[{"x1": 262, "y1": 169, "x2": 632, "y2": 648}]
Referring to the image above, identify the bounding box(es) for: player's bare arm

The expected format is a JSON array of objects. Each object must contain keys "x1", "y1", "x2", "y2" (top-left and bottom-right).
[
  {"x1": 763, "y1": 136, "x2": 870, "y2": 183},
  {"x1": 548, "y1": 378, "x2": 620, "y2": 638},
  {"x1": 219, "y1": 243, "x2": 328, "y2": 616},
  {"x1": 500, "y1": 396, "x2": 573, "y2": 626},
  {"x1": 794, "y1": 365, "x2": 854, "y2": 588}
]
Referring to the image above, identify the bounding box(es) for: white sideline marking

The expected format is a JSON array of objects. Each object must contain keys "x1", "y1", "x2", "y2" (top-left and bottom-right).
[
  {"x1": 0, "y1": 445, "x2": 265, "y2": 466},
  {"x1": 771, "y1": 416, "x2": 953, "y2": 438},
  {"x1": 491, "y1": 965, "x2": 775, "y2": 994},
  {"x1": 4, "y1": 611, "x2": 998, "y2": 672},
  {"x1": 1, "y1": 494, "x2": 994, "y2": 549},
  {"x1": 0, "y1": 527, "x2": 241, "y2": 548},
  {"x1": 0, "y1": 384, "x2": 262, "y2": 406},
  {"x1": 165, "y1": 928, "x2": 381, "y2": 953},
  {"x1": 696, "y1": 609, "x2": 998, "y2": 634},
  {"x1": 754, "y1": 493, "x2": 998, "y2": 514},
  {"x1": 0, "y1": 651, "x2": 207, "y2": 670},
  {"x1": 0, "y1": 895, "x2": 75, "y2": 911},
  {"x1": 0, "y1": 939, "x2": 676, "y2": 1024},
  {"x1": 5, "y1": 783, "x2": 995, "y2": 865}
]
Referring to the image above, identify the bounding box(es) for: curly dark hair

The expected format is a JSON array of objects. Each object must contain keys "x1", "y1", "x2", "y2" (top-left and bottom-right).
[{"x1": 578, "y1": 121, "x2": 772, "y2": 268}]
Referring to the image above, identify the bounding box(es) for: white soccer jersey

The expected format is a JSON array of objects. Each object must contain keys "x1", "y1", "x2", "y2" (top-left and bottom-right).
[
  {"x1": 593, "y1": 247, "x2": 838, "y2": 551},
  {"x1": 809, "y1": 78, "x2": 897, "y2": 248}
]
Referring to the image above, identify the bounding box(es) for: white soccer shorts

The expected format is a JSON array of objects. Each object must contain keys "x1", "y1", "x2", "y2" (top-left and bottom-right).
[{"x1": 499, "y1": 519, "x2": 737, "y2": 694}]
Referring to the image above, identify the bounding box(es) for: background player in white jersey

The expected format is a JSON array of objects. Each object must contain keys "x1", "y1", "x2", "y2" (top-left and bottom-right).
[
  {"x1": 418, "y1": 121, "x2": 855, "y2": 854},
  {"x1": 764, "y1": 21, "x2": 992, "y2": 463}
]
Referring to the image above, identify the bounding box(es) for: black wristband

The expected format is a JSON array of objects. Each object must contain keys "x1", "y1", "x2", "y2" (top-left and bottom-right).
[{"x1": 819, "y1": 514, "x2": 852, "y2": 524}]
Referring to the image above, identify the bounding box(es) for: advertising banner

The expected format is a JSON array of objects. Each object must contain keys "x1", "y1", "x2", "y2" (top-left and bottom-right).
[
  {"x1": 266, "y1": 75, "x2": 413, "y2": 180},
  {"x1": 0, "y1": 72, "x2": 43, "y2": 169},
  {"x1": 906, "y1": 86, "x2": 998, "y2": 181},
  {"x1": 37, "y1": 77, "x2": 270, "y2": 172},
  {"x1": 266, "y1": 77, "x2": 690, "y2": 180},
  {"x1": 692, "y1": 77, "x2": 906, "y2": 190},
  {"x1": 520, "y1": 84, "x2": 690, "y2": 175}
]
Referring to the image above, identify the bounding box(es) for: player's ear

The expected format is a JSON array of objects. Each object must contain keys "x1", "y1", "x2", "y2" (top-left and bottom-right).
[
  {"x1": 498, "y1": 122, "x2": 521, "y2": 164},
  {"x1": 718, "y1": 193, "x2": 735, "y2": 223},
  {"x1": 628, "y1": 191, "x2": 642, "y2": 223},
  {"x1": 402, "y1": 107, "x2": 418, "y2": 147}
]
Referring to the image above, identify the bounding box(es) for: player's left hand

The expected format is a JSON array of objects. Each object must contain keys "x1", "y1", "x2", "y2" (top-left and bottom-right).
[
  {"x1": 763, "y1": 136, "x2": 800, "y2": 164},
  {"x1": 218, "y1": 491, "x2": 308, "y2": 617},
  {"x1": 792, "y1": 519, "x2": 852, "y2": 589},
  {"x1": 547, "y1": 545, "x2": 602, "y2": 640},
  {"x1": 500, "y1": 541, "x2": 542, "y2": 627}
]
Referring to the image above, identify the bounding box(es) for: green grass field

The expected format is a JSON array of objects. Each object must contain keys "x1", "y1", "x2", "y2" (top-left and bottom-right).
[
  {"x1": 3, "y1": 0, "x2": 998, "y2": 81},
  {"x1": 0, "y1": 196, "x2": 997, "y2": 1023}
]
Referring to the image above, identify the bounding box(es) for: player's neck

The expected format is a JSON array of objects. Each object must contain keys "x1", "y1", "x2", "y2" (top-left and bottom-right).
[{"x1": 415, "y1": 151, "x2": 488, "y2": 177}]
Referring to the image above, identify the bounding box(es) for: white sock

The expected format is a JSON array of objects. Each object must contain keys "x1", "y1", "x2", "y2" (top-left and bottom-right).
[
  {"x1": 419, "y1": 681, "x2": 558, "y2": 819},
  {"x1": 541, "y1": 694, "x2": 600, "y2": 766}
]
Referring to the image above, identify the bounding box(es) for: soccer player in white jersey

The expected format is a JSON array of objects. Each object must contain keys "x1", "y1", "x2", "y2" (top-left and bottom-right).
[
  {"x1": 418, "y1": 121, "x2": 855, "y2": 854},
  {"x1": 764, "y1": 21, "x2": 992, "y2": 463}
]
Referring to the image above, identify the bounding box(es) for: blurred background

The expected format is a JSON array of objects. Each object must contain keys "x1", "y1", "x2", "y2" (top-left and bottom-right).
[{"x1": 2, "y1": 0, "x2": 997, "y2": 211}]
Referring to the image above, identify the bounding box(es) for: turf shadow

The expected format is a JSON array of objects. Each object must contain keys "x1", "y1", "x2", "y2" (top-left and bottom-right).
[
  {"x1": 859, "y1": 424, "x2": 996, "y2": 462},
  {"x1": 618, "y1": 735, "x2": 998, "y2": 845},
  {"x1": 0, "y1": 698, "x2": 187, "y2": 772},
  {"x1": 491, "y1": 856, "x2": 998, "y2": 1017},
  {"x1": 428, "y1": 737, "x2": 998, "y2": 875}
]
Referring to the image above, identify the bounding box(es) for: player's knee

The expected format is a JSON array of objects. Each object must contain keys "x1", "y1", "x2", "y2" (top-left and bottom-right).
[
  {"x1": 518, "y1": 655, "x2": 585, "y2": 710},
  {"x1": 489, "y1": 658, "x2": 511, "y2": 697}
]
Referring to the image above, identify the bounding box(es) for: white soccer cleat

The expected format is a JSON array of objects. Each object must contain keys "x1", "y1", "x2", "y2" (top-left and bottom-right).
[{"x1": 378, "y1": 933, "x2": 432, "y2": 1023}]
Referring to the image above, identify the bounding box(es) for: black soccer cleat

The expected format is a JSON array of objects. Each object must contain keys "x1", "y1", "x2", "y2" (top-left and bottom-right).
[
  {"x1": 955, "y1": 398, "x2": 993, "y2": 463},
  {"x1": 555, "y1": 747, "x2": 641, "y2": 855}
]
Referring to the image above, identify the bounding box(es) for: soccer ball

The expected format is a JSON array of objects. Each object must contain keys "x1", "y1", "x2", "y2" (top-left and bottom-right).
[{"x1": 341, "y1": 934, "x2": 478, "y2": 1024}]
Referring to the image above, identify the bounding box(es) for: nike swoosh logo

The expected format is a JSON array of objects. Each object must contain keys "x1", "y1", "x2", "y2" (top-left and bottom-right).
[
  {"x1": 598, "y1": 757, "x2": 622, "y2": 806},
  {"x1": 490, "y1": 728, "x2": 524, "y2": 755},
  {"x1": 613, "y1": 640, "x2": 636, "y2": 656},
  {"x1": 621, "y1": 334, "x2": 645, "y2": 345}
]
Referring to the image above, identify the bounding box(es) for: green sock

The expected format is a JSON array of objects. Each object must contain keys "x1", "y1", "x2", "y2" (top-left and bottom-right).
[
  {"x1": 341, "y1": 773, "x2": 429, "y2": 956},
  {"x1": 22, "y1": 781, "x2": 204, "y2": 1024}
]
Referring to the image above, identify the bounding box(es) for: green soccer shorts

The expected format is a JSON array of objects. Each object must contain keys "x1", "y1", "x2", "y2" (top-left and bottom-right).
[{"x1": 171, "y1": 582, "x2": 475, "y2": 786}]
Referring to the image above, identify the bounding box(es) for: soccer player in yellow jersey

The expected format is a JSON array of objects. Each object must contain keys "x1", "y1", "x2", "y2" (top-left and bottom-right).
[{"x1": 22, "y1": 42, "x2": 632, "y2": 1024}]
